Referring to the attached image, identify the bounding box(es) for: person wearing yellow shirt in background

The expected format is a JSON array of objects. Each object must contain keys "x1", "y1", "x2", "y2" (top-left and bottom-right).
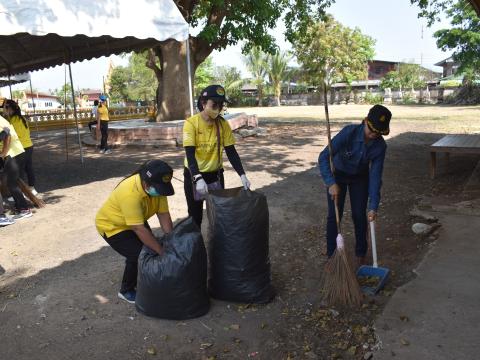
[
  {"x1": 96, "y1": 95, "x2": 111, "y2": 154},
  {"x1": 183, "y1": 84, "x2": 251, "y2": 228},
  {"x1": 95, "y1": 160, "x2": 174, "y2": 304},
  {"x1": 0, "y1": 114, "x2": 32, "y2": 225},
  {"x1": 3, "y1": 99, "x2": 38, "y2": 195}
]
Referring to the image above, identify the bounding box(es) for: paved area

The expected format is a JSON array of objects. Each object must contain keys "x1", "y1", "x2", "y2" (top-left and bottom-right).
[{"x1": 375, "y1": 208, "x2": 480, "y2": 359}]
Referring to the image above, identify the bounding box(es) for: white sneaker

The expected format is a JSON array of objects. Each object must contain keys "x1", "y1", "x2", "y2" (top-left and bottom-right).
[
  {"x1": 0, "y1": 214, "x2": 14, "y2": 226},
  {"x1": 30, "y1": 187, "x2": 38, "y2": 196},
  {"x1": 104, "y1": 149, "x2": 112, "y2": 154},
  {"x1": 99, "y1": 149, "x2": 105, "y2": 154},
  {"x1": 7, "y1": 197, "x2": 13, "y2": 202}
]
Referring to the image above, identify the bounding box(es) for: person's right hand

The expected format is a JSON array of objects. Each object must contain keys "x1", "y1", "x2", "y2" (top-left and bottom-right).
[
  {"x1": 328, "y1": 183, "x2": 341, "y2": 202},
  {"x1": 196, "y1": 178, "x2": 208, "y2": 196}
]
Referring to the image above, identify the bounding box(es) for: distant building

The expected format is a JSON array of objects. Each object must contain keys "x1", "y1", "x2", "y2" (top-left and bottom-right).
[
  {"x1": 79, "y1": 89, "x2": 102, "y2": 108},
  {"x1": 368, "y1": 60, "x2": 399, "y2": 80},
  {"x1": 434, "y1": 57, "x2": 460, "y2": 78},
  {"x1": 18, "y1": 91, "x2": 61, "y2": 112}
]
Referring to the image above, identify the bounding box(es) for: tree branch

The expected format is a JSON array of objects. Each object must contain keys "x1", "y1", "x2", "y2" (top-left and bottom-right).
[{"x1": 145, "y1": 48, "x2": 162, "y2": 79}]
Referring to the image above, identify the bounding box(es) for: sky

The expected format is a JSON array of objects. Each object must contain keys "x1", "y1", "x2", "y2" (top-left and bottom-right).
[{"x1": 5, "y1": 0, "x2": 452, "y2": 94}]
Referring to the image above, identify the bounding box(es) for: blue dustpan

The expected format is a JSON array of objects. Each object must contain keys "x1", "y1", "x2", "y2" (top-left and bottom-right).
[{"x1": 357, "y1": 221, "x2": 390, "y2": 295}]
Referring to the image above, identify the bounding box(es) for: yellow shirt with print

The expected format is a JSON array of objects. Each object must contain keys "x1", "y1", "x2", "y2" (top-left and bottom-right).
[
  {"x1": 0, "y1": 116, "x2": 25, "y2": 158},
  {"x1": 97, "y1": 105, "x2": 110, "y2": 121},
  {"x1": 95, "y1": 174, "x2": 169, "y2": 238},
  {"x1": 10, "y1": 115, "x2": 33, "y2": 149},
  {"x1": 183, "y1": 113, "x2": 236, "y2": 173}
]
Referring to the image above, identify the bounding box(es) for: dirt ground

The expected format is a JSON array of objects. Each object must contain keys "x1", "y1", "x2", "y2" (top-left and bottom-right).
[{"x1": 1, "y1": 104, "x2": 479, "y2": 360}]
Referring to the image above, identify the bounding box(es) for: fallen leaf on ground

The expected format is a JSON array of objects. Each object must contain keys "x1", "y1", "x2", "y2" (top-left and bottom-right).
[{"x1": 147, "y1": 346, "x2": 157, "y2": 355}]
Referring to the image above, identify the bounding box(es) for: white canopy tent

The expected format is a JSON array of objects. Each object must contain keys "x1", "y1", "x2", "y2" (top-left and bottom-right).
[{"x1": 0, "y1": 0, "x2": 193, "y2": 163}]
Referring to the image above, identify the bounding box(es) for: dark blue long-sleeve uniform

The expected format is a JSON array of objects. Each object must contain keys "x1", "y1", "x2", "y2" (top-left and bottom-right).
[{"x1": 318, "y1": 123, "x2": 387, "y2": 257}]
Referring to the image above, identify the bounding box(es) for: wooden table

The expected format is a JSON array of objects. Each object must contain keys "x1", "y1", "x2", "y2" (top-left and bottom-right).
[{"x1": 430, "y1": 134, "x2": 480, "y2": 178}]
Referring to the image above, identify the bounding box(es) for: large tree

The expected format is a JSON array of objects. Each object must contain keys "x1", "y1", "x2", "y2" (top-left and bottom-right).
[
  {"x1": 244, "y1": 47, "x2": 268, "y2": 106},
  {"x1": 266, "y1": 51, "x2": 291, "y2": 106},
  {"x1": 412, "y1": 0, "x2": 480, "y2": 77},
  {"x1": 293, "y1": 15, "x2": 375, "y2": 91},
  {"x1": 144, "y1": 0, "x2": 334, "y2": 121},
  {"x1": 380, "y1": 63, "x2": 427, "y2": 91}
]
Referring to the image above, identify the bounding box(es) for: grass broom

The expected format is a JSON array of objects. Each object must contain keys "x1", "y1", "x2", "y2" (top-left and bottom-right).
[
  {"x1": 321, "y1": 84, "x2": 362, "y2": 307},
  {"x1": 18, "y1": 178, "x2": 46, "y2": 208}
]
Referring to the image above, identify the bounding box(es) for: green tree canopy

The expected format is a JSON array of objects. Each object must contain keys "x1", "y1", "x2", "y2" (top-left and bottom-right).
[
  {"x1": 380, "y1": 63, "x2": 427, "y2": 91},
  {"x1": 292, "y1": 15, "x2": 376, "y2": 90},
  {"x1": 412, "y1": 0, "x2": 480, "y2": 76},
  {"x1": 213, "y1": 66, "x2": 244, "y2": 104},
  {"x1": 144, "y1": 0, "x2": 334, "y2": 120},
  {"x1": 194, "y1": 57, "x2": 215, "y2": 97}
]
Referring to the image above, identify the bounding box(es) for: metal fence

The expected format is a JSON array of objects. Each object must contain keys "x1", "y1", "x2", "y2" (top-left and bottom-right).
[{"x1": 24, "y1": 106, "x2": 153, "y2": 131}]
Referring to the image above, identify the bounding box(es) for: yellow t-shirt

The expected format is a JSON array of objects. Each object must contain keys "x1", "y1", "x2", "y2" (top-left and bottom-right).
[
  {"x1": 95, "y1": 174, "x2": 169, "y2": 238},
  {"x1": 9, "y1": 115, "x2": 32, "y2": 149},
  {"x1": 183, "y1": 114, "x2": 236, "y2": 173},
  {"x1": 97, "y1": 105, "x2": 109, "y2": 121},
  {"x1": 0, "y1": 116, "x2": 25, "y2": 158}
]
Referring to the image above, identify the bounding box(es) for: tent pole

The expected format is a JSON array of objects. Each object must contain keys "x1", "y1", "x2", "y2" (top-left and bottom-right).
[
  {"x1": 8, "y1": 73, "x2": 12, "y2": 99},
  {"x1": 68, "y1": 63, "x2": 84, "y2": 164},
  {"x1": 185, "y1": 37, "x2": 194, "y2": 116},
  {"x1": 29, "y1": 78, "x2": 39, "y2": 138},
  {"x1": 64, "y1": 65, "x2": 69, "y2": 161}
]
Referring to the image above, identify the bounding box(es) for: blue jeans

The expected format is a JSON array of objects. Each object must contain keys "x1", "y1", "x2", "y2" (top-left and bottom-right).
[{"x1": 326, "y1": 173, "x2": 369, "y2": 257}]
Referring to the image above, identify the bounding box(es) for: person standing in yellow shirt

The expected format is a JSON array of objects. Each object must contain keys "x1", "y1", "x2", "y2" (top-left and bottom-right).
[
  {"x1": 183, "y1": 85, "x2": 251, "y2": 227},
  {"x1": 95, "y1": 160, "x2": 174, "y2": 303},
  {"x1": 96, "y1": 95, "x2": 111, "y2": 154},
  {"x1": 3, "y1": 100, "x2": 38, "y2": 195}
]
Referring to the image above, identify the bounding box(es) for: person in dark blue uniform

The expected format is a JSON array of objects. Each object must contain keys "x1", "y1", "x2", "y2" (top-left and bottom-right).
[{"x1": 318, "y1": 105, "x2": 392, "y2": 266}]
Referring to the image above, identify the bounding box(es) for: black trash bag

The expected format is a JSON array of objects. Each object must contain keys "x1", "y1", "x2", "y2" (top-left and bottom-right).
[
  {"x1": 135, "y1": 217, "x2": 209, "y2": 319},
  {"x1": 207, "y1": 187, "x2": 275, "y2": 303}
]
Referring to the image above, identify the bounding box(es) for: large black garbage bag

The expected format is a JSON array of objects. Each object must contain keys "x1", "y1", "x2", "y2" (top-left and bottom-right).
[
  {"x1": 135, "y1": 217, "x2": 209, "y2": 319},
  {"x1": 207, "y1": 188, "x2": 275, "y2": 303}
]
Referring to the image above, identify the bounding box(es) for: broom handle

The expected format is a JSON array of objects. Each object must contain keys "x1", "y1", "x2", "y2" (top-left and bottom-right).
[
  {"x1": 323, "y1": 84, "x2": 341, "y2": 233},
  {"x1": 370, "y1": 221, "x2": 378, "y2": 268}
]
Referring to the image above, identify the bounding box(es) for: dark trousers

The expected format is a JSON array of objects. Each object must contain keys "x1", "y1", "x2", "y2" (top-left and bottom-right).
[
  {"x1": 100, "y1": 121, "x2": 109, "y2": 150},
  {"x1": 183, "y1": 167, "x2": 224, "y2": 228},
  {"x1": 326, "y1": 174, "x2": 369, "y2": 257},
  {"x1": 104, "y1": 228, "x2": 147, "y2": 293},
  {"x1": 15, "y1": 147, "x2": 35, "y2": 187},
  {"x1": 3, "y1": 156, "x2": 29, "y2": 210}
]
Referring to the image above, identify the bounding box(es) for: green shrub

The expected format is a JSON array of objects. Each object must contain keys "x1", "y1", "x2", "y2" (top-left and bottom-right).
[{"x1": 363, "y1": 92, "x2": 383, "y2": 105}]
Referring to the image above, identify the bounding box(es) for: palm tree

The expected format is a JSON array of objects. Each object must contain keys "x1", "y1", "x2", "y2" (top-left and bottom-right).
[
  {"x1": 244, "y1": 47, "x2": 268, "y2": 106},
  {"x1": 266, "y1": 51, "x2": 291, "y2": 106}
]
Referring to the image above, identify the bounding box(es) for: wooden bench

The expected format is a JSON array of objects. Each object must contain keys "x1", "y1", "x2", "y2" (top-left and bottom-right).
[{"x1": 430, "y1": 134, "x2": 480, "y2": 178}]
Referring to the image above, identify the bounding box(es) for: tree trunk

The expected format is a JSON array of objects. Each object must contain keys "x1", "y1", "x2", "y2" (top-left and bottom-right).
[
  {"x1": 275, "y1": 83, "x2": 281, "y2": 106},
  {"x1": 154, "y1": 40, "x2": 192, "y2": 122}
]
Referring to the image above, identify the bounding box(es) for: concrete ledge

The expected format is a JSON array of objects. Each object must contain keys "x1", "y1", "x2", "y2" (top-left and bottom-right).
[{"x1": 89, "y1": 112, "x2": 257, "y2": 146}]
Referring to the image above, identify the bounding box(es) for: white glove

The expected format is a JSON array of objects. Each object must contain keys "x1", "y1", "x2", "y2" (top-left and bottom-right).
[
  {"x1": 196, "y1": 178, "x2": 209, "y2": 195},
  {"x1": 240, "y1": 174, "x2": 251, "y2": 190}
]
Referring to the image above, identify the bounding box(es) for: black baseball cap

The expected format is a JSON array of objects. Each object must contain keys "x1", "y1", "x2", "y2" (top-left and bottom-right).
[
  {"x1": 197, "y1": 84, "x2": 230, "y2": 111},
  {"x1": 366, "y1": 105, "x2": 392, "y2": 135},
  {"x1": 139, "y1": 160, "x2": 174, "y2": 196}
]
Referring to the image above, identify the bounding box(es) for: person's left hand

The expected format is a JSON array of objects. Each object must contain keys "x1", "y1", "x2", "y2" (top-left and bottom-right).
[
  {"x1": 240, "y1": 174, "x2": 251, "y2": 190},
  {"x1": 367, "y1": 210, "x2": 377, "y2": 222}
]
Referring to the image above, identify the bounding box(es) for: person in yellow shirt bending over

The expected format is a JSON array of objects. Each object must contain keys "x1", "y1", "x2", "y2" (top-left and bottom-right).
[
  {"x1": 0, "y1": 114, "x2": 32, "y2": 223},
  {"x1": 95, "y1": 160, "x2": 174, "y2": 304},
  {"x1": 3, "y1": 99, "x2": 38, "y2": 195},
  {"x1": 96, "y1": 95, "x2": 111, "y2": 154},
  {"x1": 183, "y1": 84, "x2": 251, "y2": 227}
]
